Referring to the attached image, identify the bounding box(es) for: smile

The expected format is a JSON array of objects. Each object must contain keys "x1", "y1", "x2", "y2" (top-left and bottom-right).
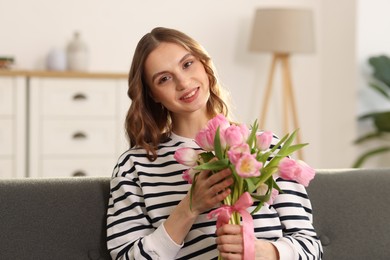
[{"x1": 180, "y1": 87, "x2": 199, "y2": 101}]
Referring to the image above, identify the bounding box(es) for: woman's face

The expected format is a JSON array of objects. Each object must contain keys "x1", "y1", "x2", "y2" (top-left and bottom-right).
[{"x1": 144, "y1": 42, "x2": 210, "y2": 119}]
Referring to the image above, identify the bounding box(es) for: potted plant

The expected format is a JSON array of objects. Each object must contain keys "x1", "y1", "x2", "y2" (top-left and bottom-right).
[{"x1": 353, "y1": 55, "x2": 390, "y2": 167}]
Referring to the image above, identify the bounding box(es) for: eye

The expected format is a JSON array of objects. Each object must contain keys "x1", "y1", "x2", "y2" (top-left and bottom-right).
[
  {"x1": 157, "y1": 75, "x2": 171, "y2": 85},
  {"x1": 183, "y1": 60, "x2": 193, "y2": 69}
]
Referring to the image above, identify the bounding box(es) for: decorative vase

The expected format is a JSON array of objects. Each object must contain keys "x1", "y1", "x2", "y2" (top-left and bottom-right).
[
  {"x1": 46, "y1": 49, "x2": 67, "y2": 71},
  {"x1": 67, "y1": 31, "x2": 89, "y2": 71}
]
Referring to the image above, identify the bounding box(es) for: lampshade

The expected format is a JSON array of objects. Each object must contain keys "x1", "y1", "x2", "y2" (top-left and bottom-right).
[{"x1": 249, "y1": 8, "x2": 315, "y2": 54}]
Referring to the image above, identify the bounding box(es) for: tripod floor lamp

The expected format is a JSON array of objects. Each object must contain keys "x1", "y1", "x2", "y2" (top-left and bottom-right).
[{"x1": 249, "y1": 8, "x2": 315, "y2": 159}]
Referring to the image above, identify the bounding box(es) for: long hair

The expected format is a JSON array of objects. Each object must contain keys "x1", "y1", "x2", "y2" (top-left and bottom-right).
[{"x1": 125, "y1": 27, "x2": 228, "y2": 161}]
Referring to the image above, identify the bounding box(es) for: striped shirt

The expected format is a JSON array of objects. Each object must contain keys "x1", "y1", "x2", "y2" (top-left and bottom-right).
[{"x1": 106, "y1": 132, "x2": 323, "y2": 259}]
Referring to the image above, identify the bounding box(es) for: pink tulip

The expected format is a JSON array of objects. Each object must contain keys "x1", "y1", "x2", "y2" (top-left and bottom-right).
[
  {"x1": 195, "y1": 119, "x2": 228, "y2": 151},
  {"x1": 194, "y1": 129, "x2": 215, "y2": 151},
  {"x1": 239, "y1": 124, "x2": 250, "y2": 141},
  {"x1": 278, "y1": 158, "x2": 315, "y2": 187},
  {"x1": 256, "y1": 131, "x2": 273, "y2": 151},
  {"x1": 206, "y1": 114, "x2": 230, "y2": 134},
  {"x1": 235, "y1": 153, "x2": 262, "y2": 178},
  {"x1": 182, "y1": 168, "x2": 198, "y2": 184},
  {"x1": 295, "y1": 160, "x2": 315, "y2": 187},
  {"x1": 227, "y1": 143, "x2": 250, "y2": 165},
  {"x1": 225, "y1": 124, "x2": 247, "y2": 147},
  {"x1": 174, "y1": 148, "x2": 199, "y2": 167}
]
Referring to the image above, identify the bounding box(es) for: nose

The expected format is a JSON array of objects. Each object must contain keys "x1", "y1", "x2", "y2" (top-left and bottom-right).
[{"x1": 175, "y1": 73, "x2": 190, "y2": 91}]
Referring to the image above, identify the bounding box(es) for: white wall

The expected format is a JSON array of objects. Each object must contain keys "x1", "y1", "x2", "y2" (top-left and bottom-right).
[
  {"x1": 1, "y1": 0, "x2": 359, "y2": 169},
  {"x1": 356, "y1": 0, "x2": 390, "y2": 167}
]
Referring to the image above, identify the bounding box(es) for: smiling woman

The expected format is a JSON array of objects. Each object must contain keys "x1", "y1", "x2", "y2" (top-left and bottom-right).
[{"x1": 105, "y1": 27, "x2": 322, "y2": 260}]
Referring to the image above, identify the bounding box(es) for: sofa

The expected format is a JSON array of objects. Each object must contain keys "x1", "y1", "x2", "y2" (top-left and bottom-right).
[{"x1": 0, "y1": 168, "x2": 389, "y2": 260}]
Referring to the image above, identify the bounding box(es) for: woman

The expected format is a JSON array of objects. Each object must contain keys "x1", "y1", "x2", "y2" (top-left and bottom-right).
[{"x1": 106, "y1": 27, "x2": 322, "y2": 259}]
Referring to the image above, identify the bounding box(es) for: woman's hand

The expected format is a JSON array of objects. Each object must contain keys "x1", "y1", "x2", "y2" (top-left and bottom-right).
[
  {"x1": 216, "y1": 224, "x2": 279, "y2": 260},
  {"x1": 190, "y1": 168, "x2": 233, "y2": 215}
]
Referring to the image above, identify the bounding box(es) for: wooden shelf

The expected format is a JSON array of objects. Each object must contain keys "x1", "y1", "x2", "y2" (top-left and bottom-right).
[{"x1": 0, "y1": 70, "x2": 127, "y2": 79}]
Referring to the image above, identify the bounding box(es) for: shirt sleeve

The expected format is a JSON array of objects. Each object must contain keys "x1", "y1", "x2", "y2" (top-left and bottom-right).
[
  {"x1": 270, "y1": 178, "x2": 323, "y2": 259},
  {"x1": 106, "y1": 174, "x2": 183, "y2": 260}
]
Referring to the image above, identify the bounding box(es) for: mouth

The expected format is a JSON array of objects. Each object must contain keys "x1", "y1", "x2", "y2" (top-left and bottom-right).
[{"x1": 180, "y1": 87, "x2": 199, "y2": 101}]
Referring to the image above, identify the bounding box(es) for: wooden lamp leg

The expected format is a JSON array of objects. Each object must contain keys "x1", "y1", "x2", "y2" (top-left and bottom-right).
[
  {"x1": 259, "y1": 53, "x2": 304, "y2": 160},
  {"x1": 280, "y1": 54, "x2": 304, "y2": 160},
  {"x1": 259, "y1": 54, "x2": 278, "y2": 130}
]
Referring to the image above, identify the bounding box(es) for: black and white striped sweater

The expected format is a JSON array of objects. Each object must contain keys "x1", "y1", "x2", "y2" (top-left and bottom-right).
[{"x1": 106, "y1": 132, "x2": 323, "y2": 259}]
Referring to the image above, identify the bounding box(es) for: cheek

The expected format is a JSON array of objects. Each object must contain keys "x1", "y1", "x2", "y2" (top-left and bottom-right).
[{"x1": 148, "y1": 88, "x2": 161, "y2": 103}]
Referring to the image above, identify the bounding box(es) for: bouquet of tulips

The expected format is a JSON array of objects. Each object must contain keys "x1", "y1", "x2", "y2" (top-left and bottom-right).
[{"x1": 174, "y1": 114, "x2": 315, "y2": 259}]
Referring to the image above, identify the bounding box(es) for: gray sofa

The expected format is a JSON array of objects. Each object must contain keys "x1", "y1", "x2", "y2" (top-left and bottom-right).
[{"x1": 0, "y1": 168, "x2": 389, "y2": 259}]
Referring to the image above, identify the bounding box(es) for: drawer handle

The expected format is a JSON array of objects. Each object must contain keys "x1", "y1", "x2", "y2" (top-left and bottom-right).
[
  {"x1": 72, "y1": 93, "x2": 87, "y2": 101},
  {"x1": 72, "y1": 132, "x2": 87, "y2": 140},
  {"x1": 72, "y1": 171, "x2": 87, "y2": 177}
]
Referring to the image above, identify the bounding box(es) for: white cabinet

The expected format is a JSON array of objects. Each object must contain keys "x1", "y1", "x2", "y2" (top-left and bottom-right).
[
  {"x1": 0, "y1": 71, "x2": 129, "y2": 178},
  {"x1": 0, "y1": 75, "x2": 26, "y2": 178},
  {"x1": 29, "y1": 75, "x2": 129, "y2": 178}
]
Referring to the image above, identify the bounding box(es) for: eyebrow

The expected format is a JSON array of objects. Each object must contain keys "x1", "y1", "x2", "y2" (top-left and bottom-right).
[{"x1": 151, "y1": 53, "x2": 193, "y2": 83}]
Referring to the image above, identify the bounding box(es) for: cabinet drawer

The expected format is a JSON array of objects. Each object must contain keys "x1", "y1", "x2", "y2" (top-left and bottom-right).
[
  {"x1": 40, "y1": 79, "x2": 116, "y2": 116},
  {"x1": 0, "y1": 119, "x2": 13, "y2": 155},
  {"x1": 40, "y1": 158, "x2": 115, "y2": 177},
  {"x1": 0, "y1": 80, "x2": 13, "y2": 115},
  {"x1": 42, "y1": 119, "x2": 116, "y2": 155},
  {"x1": 0, "y1": 159, "x2": 13, "y2": 179}
]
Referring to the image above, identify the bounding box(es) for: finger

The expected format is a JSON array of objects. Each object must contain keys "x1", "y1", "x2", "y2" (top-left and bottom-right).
[
  {"x1": 208, "y1": 168, "x2": 232, "y2": 184},
  {"x1": 209, "y1": 176, "x2": 233, "y2": 194},
  {"x1": 219, "y1": 252, "x2": 242, "y2": 260},
  {"x1": 216, "y1": 235, "x2": 243, "y2": 246},
  {"x1": 196, "y1": 169, "x2": 211, "y2": 181},
  {"x1": 216, "y1": 224, "x2": 242, "y2": 236},
  {"x1": 217, "y1": 243, "x2": 243, "y2": 254},
  {"x1": 212, "y1": 187, "x2": 231, "y2": 203}
]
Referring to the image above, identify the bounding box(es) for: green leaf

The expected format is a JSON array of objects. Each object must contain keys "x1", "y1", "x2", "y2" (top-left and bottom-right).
[
  {"x1": 250, "y1": 201, "x2": 264, "y2": 215},
  {"x1": 352, "y1": 146, "x2": 390, "y2": 168},
  {"x1": 271, "y1": 178, "x2": 283, "y2": 193},
  {"x1": 283, "y1": 143, "x2": 308, "y2": 155},
  {"x1": 199, "y1": 151, "x2": 215, "y2": 163},
  {"x1": 247, "y1": 119, "x2": 259, "y2": 148},
  {"x1": 250, "y1": 179, "x2": 273, "y2": 214},
  {"x1": 214, "y1": 127, "x2": 223, "y2": 160},
  {"x1": 279, "y1": 129, "x2": 299, "y2": 153},
  {"x1": 372, "y1": 112, "x2": 390, "y2": 132},
  {"x1": 369, "y1": 55, "x2": 390, "y2": 88},
  {"x1": 194, "y1": 158, "x2": 229, "y2": 171},
  {"x1": 189, "y1": 172, "x2": 201, "y2": 211},
  {"x1": 358, "y1": 111, "x2": 390, "y2": 132},
  {"x1": 257, "y1": 150, "x2": 273, "y2": 163},
  {"x1": 251, "y1": 166, "x2": 279, "y2": 190},
  {"x1": 354, "y1": 131, "x2": 382, "y2": 144},
  {"x1": 369, "y1": 82, "x2": 390, "y2": 100},
  {"x1": 266, "y1": 133, "x2": 289, "y2": 156},
  {"x1": 244, "y1": 177, "x2": 258, "y2": 194}
]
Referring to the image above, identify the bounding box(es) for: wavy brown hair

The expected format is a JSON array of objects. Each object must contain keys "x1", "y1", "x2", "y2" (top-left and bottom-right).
[{"x1": 125, "y1": 27, "x2": 228, "y2": 161}]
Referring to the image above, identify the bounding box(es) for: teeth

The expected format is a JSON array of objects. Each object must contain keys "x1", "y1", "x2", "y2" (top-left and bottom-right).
[{"x1": 183, "y1": 89, "x2": 197, "y2": 99}]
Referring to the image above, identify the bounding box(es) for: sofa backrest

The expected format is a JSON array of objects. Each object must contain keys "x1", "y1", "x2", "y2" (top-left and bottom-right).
[
  {"x1": 0, "y1": 177, "x2": 111, "y2": 260},
  {"x1": 306, "y1": 168, "x2": 390, "y2": 260}
]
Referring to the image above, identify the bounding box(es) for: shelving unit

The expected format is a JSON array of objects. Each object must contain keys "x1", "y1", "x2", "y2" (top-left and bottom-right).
[{"x1": 0, "y1": 70, "x2": 129, "y2": 178}]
